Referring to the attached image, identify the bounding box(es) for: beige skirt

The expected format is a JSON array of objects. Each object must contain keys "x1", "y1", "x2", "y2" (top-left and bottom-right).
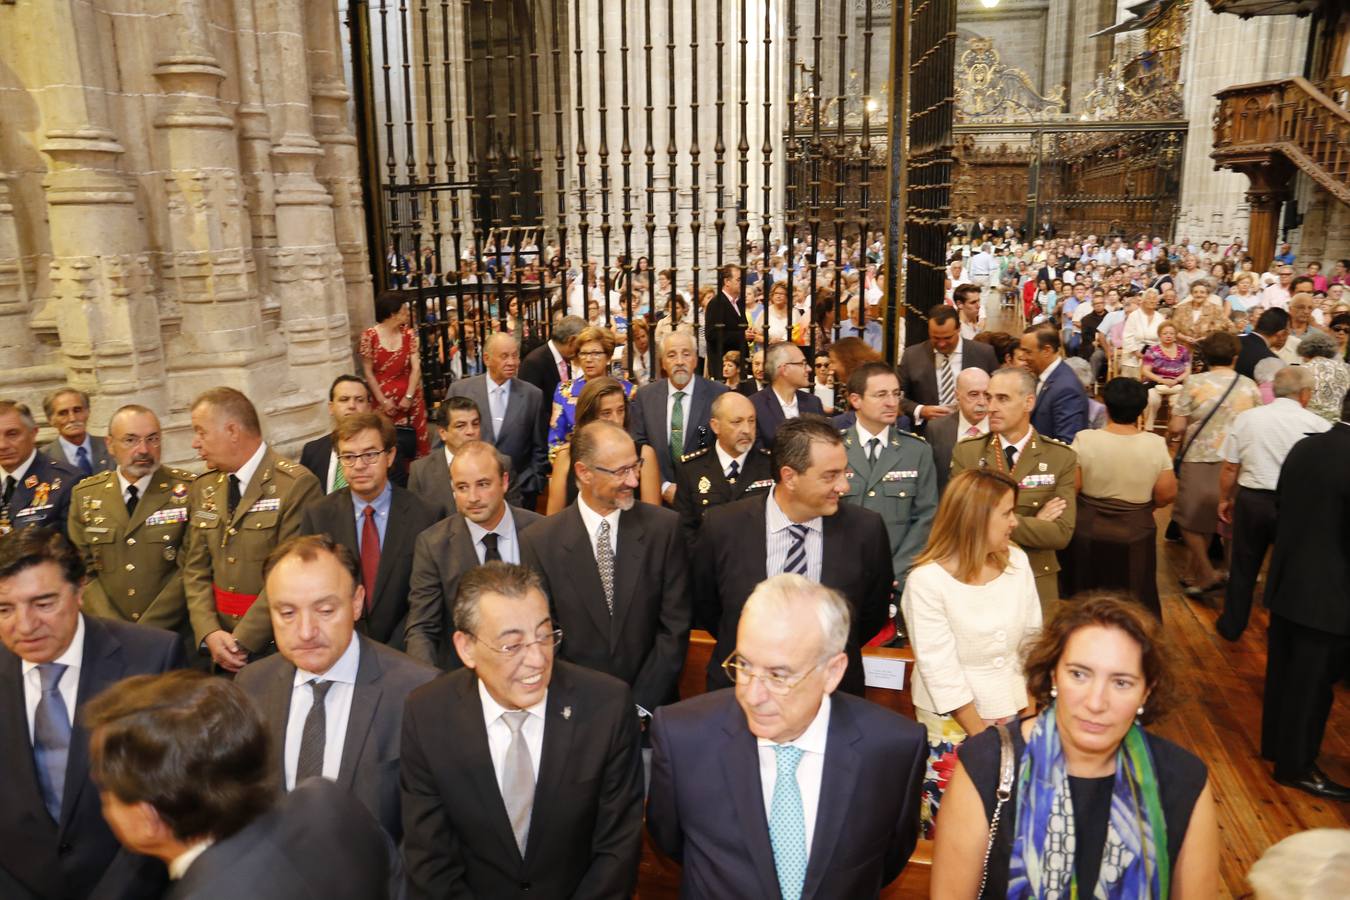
[{"x1": 1173, "y1": 460, "x2": 1220, "y2": 534}]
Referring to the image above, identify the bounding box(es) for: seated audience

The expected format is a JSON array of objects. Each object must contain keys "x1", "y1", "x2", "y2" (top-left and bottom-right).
[{"x1": 1141, "y1": 322, "x2": 1191, "y2": 433}]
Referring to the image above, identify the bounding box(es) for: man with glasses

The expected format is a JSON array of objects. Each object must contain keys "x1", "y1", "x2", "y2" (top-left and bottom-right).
[
  {"x1": 67, "y1": 405, "x2": 196, "y2": 637},
  {"x1": 299, "y1": 413, "x2": 440, "y2": 651},
  {"x1": 647, "y1": 574, "x2": 926, "y2": 900},
  {"x1": 521, "y1": 420, "x2": 690, "y2": 721},
  {"x1": 401, "y1": 561, "x2": 644, "y2": 897},
  {"x1": 751, "y1": 341, "x2": 825, "y2": 447}
]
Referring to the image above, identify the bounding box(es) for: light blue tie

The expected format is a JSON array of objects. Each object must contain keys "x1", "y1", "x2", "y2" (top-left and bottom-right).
[
  {"x1": 33, "y1": 663, "x2": 71, "y2": 822},
  {"x1": 769, "y1": 744, "x2": 807, "y2": 900}
]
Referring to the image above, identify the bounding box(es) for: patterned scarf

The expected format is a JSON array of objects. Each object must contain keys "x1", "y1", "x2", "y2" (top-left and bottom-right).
[{"x1": 1006, "y1": 708, "x2": 1169, "y2": 899}]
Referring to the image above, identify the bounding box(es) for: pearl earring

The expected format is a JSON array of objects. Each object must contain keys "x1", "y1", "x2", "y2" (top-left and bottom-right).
[{"x1": 1050, "y1": 685, "x2": 1058, "y2": 700}]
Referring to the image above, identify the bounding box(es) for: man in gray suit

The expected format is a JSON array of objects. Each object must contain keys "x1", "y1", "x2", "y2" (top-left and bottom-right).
[
  {"x1": 235, "y1": 533, "x2": 436, "y2": 842},
  {"x1": 406, "y1": 395, "x2": 482, "y2": 518},
  {"x1": 925, "y1": 367, "x2": 990, "y2": 495},
  {"x1": 40, "y1": 387, "x2": 114, "y2": 478},
  {"x1": 443, "y1": 332, "x2": 547, "y2": 509},
  {"x1": 629, "y1": 331, "x2": 727, "y2": 504},
  {"x1": 404, "y1": 441, "x2": 542, "y2": 668}
]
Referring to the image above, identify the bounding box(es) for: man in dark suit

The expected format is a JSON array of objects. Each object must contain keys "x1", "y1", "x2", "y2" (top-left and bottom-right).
[
  {"x1": 2, "y1": 401, "x2": 80, "y2": 538},
  {"x1": 516, "y1": 315, "x2": 586, "y2": 428},
  {"x1": 704, "y1": 264, "x2": 749, "y2": 371},
  {"x1": 751, "y1": 341, "x2": 826, "y2": 447},
  {"x1": 405, "y1": 441, "x2": 543, "y2": 668},
  {"x1": 673, "y1": 391, "x2": 773, "y2": 548},
  {"x1": 1236, "y1": 308, "x2": 1288, "y2": 380},
  {"x1": 648, "y1": 574, "x2": 927, "y2": 900},
  {"x1": 897, "y1": 304, "x2": 998, "y2": 434},
  {"x1": 299, "y1": 413, "x2": 439, "y2": 651},
  {"x1": 1035, "y1": 261, "x2": 1062, "y2": 287},
  {"x1": 406, "y1": 395, "x2": 481, "y2": 519},
  {"x1": 236, "y1": 534, "x2": 436, "y2": 839},
  {"x1": 400, "y1": 562, "x2": 644, "y2": 899},
  {"x1": 1261, "y1": 394, "x2": 1350, "y2": 800},
  {"x1": 521, "y1": 421, "x2": 691, "y2": 715},
  {"x1": 693, "y1": 417, "x2": 893, "y2": 696},
  {"x1": 84, "y1": 671, "x2": 392, "y2": 900},
  {"x1": 630, "y1": 331, "x2": 727, "y2": 502},
  {"x1": 39, "y1": 388, "x2": 114, "y2": 479},
  {"x1": 299, "y1": 374, "x2": 372, "y2": 493},
  {"x1": 444, "y1": 332, "x2": 548, "y2": 508},
  {"x1": 0, "y1": 528, "x2": 186, "y2": 900},
  {"x1": 926, "y1": 367, "x2": 990, "y2": 494},
  {"x1": 1020, "y1": 323, "x2": 1090, "y2": 443}
]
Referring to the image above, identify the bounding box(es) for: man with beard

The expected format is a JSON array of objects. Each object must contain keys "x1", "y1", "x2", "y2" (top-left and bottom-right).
[
  {"x1": 673, "y1": 391, "x2": 773, "y2": 547},
  {"x1": 630, "y1": 331, "x2": 727, "y2": 504}
]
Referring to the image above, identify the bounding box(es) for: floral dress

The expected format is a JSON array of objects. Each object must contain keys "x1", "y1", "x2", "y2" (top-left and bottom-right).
[
  {"x1": 547, "y1": 376, "x2": 635, "y2": 458},
  {"x1": 359, "y1": 325, "x2": 429, "y2": 456}
]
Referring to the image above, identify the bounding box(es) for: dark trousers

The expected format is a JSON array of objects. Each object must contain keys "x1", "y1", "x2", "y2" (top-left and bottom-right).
[
  {"x1": 1217, "y1": 487, "x2": 1277, "y2": 639},
  {"x1": 1262, "y1": 613, "x2": 1350, "y2": 777}
]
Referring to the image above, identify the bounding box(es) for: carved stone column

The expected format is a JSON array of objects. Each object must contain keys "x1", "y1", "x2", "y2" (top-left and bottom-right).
[{"x1": 0, "y1": 173, "x2": 30, "y2": 369}]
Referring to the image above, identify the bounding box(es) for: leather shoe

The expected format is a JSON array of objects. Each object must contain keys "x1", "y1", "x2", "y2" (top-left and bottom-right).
[{"x1": 1275, "y1": 766, "x2": 1350, "y2": 801}]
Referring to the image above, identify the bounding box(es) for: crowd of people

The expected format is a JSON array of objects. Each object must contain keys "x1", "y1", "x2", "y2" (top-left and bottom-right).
[{"x1": 0, "y1": 218, "x2": 1347, "y2": 898}]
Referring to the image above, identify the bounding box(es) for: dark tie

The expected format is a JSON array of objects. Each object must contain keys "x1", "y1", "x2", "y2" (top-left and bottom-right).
[
  {"x1": 783, "y1": 523, "x2": 809, "y2": 576},
  {"x1": 669, "y1": 390, "x2": 687, "y2": 467},
  {"x1": 227, "y1": 473, "x2": 241, "y2": 517},
  {"x1": 2, "y1": 475, "x2": 14, "y2": 508},
  {"x1": 360, "y1": 507, "x2": 380, "y2": 613},
  {"x1": 33, "y1": 663, "x2": 71, "y2": 822},
  {"x1": 75, "y1": 446, "x2": 93, "y2": 477},
  {"x1": 295, "y1": 680, "x2": 334, "y2": 784},
  {"x1": 727, "y1": 459, "x2": 740, "y2": 480},
  {"x1": 481, "y1": 532, "x2": 502, "y2": 562},
  {"x1": 867, "y1": 437, "x2": 881, "y2": 465},
  {"x1": 1004, "y1": 444, "x2": 1018, "y2": 471},
  {"x1": 596, "y1": 520, "x2": 615, "y2": 614},
  {"x1": 125, "y1": 485, "x2": 139, "y2": 518}
]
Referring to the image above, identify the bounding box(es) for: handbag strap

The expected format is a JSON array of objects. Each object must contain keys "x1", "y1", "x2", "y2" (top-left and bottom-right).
[
  {"x1": 977, "y1": 723, "x2": 1016, "y2": 898},
  {"x1": 1175, "y1": 372, "x2": 1240, "y2": 466}
]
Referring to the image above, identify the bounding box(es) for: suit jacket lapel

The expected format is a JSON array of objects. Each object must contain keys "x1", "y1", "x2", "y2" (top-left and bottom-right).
[
  {"x1": 0, "y1": 652, "x2": 52, "y2": 831},
  {"x1": 63, "y1": 617, "x2": 126, "y2": 830},
  {"x1": 262, "y1": 660, "x2": 297, "y2": 782},
  {"x1": 524, "y1": 670, "x2": 577, "y2": 866},
  {"x1": 558, "y1": 506, "x2": 612, "y2": 638},
  {"x1": 448, "y1": 517, "x2": 482, "y2": 576},
  {"x1": 338, "y1": 636, "x2": 381, "y2": 791},
  {"x1": 720, "y1": 702, "x2": 781, "y2": 898},
  {"x1": 819, "y1": 515, "x2": 849, "y2": 594},
  {"x1": 473, "y1": 379, "x2": 496, "y2": 444},
  {"x1": 843, "y1": 428, "x2": 871, "y2": 488},
  {"x1": 100, "y1": 474, "x2": 131, "y2": 531},
  {"x1": 646, "y1": 386, "x2": 670, "y2": 463},
  {"x1": 501, "y1": 380, "x2": 528, "y2": 448},
  {"x1": 333, "y1": 491, "x2": 360, "y2": 560},
  {"x1": 610, "y1": 509, "x2": 646, "y2": 648},
  {"x1": 372, "y1": 492, "x2": 408, "y2": 602},
  {"x1": 800, "y1": 702, "x2": 863, "y2": 900}
]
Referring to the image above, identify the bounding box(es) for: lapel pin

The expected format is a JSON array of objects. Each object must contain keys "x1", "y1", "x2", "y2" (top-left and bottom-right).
[
  {"x1": 562, "y1": 706, "x2": 572, "y2": 720},
  {"x1": 1039, "y1": 462, "x2": 1048, "y2": 472}
]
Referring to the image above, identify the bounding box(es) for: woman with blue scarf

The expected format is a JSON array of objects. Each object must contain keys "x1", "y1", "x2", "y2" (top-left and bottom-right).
[{"x1": 931, "y1": 594, "x2": 1218, "y2": 898}]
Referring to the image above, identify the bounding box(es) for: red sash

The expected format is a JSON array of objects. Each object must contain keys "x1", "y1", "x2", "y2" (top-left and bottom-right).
[{"x1": 213, "y1": 585, "x2": 258, "y2": 617}]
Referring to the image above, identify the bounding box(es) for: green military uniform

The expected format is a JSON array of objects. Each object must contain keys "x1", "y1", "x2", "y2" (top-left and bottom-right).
[
  {"x1": 182, "y1": 446, "x2": 321, "y2": 654},
  {"x1": 840, "y1": 426, "x2": 939, "y2": 593},
  {"x1": 66, "y1": 466, "x2": 196, "y2": 632},
  {"x1": 671, "y1": 445, "x2": 774, "y2": 545},
  {"x1": 949, "y1": 429, "x2": 1078, "y2": 616}
]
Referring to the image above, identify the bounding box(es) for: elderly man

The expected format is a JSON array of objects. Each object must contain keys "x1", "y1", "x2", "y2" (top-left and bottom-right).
[
  {"x1": 0, "y1": 400, "x2": 80, "y2": 537},
  {"x1": 299, "y1": 375, "x2": 373, "y2": 493},
  {"x1": 673, "y1": 391, "x2": 773, "y2": 547},
  {"x1": 236, "y1": 534, "x2": 436, "y2": 840},
  {"x1": 926, "y1": 368, "x2": 990, "y2": 494},
  {"x1": 750, "y1": 341, "x2": 826, "y2": 447},
  {"x1": 630, "y1": 331, "x2": 727, "y2": 501},
  {"x1": 40, "y1": 388, "x2": 113, "y2": 478},
  {"x1": 1019, "y1": 323, "x2": 1089, "y2": 443},
  {"x1": 67, "y1": 405, "x2": 196, "y2": 635},
  {"x1": 182, "y1": 388, "x2": 322, "y2": 672},
  {"x1": 401, "y1": 562, "x2": 644, "y2": 898},
  {"x1": 647, "y1": 575, "x2": 927, "y2": 900},
  {"x1": 0, "y1": 529, "x2": 185, "y2": 900},
  {"x1": 407, "y1": 395, "x2": 482, "y2": 519}
]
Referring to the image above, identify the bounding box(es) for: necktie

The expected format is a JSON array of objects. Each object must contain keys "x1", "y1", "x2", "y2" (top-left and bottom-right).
[
  {"x1": 866, "y1": 437, "x2": 880, "y2": 465},
  {"x1": 295, "y1": 679, "x2": 333, "y2": 783},
  {"x1": 227, "y1": 474, "x2": 241, "y2": 517},
  {"x1": 125, "y1": 485, "x2": 139, "y2": 517},
  {"x1": 669, "y1": 390, "x2": 687, "y2": 466},
  {"x1": 75, "y1": 445, "x2": 93, "y2": 477},
  {"x1": 332, "y1": 459, "x2": 347, "y2": 492},
  {"x1": 1004, "y1": 444, "x2": 1018, "y2": 471},
  {"x1": 596, "y1": 519, "x2": 615, "y2": 614},
  {"x1": 360, "y1": 507, "x2": 380, "y2": 612},
  {"x1": 33, "y1": 663, "x2": 71, "y2": 822},
  {"x1": 501, "y1": 710, "x2": 535, "y2": 856},
  {"x1": 783, "y1": 523, "x2": 809, "y2": 576},
  {"x1": 481, "y1": 532, "x2": 502, "y2": 562},
  {"x1": 967, "y1": 425, "x2": 981, "y2": 437},
  {"x1": 491, "y1": 386, "x2": 508, "y2": 431},
  {"x1": 3, "y1": 474, "x2": 16, "y2": 508},
  {"x1": 936, "y1": 353, "x2": 955, "y2": 407},
  {"x1": 727, "y1": 459, "x2": 740, "y2": 480},
  {"x1": 769, "y1": 745, "x2": 808, "y2": 900},
  {"x1": 558, "y1": 357, "x2": 570, "y2": 382}
]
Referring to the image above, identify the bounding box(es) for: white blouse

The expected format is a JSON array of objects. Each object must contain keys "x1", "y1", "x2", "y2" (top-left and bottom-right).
[
  {"x1": 1121, "y1": 308, "x2": 1163, "y2": 366},
  {"x1": 901, "y1": 545, "x2": 1042, "y2": 720}
]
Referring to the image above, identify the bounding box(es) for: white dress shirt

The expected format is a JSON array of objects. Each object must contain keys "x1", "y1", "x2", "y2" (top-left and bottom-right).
[
  {"x1": 23, "y1": 614, "x2": 84, "y2": 740},
  {"x1": 1221, "y1": 398, "x2": 1331, "y2": 490},
  {"x1": 998, "y1": 429, "x2": 1034, "y2": 468},
  {"x1": 168, "y1": 840, "x2": 215, "y2": 881},
  {"x1": 480, "y1": 679, "x2": 547, "y2": 792},
  {"x1": 0, "y1": 449, "x2": 38, "y2": 487},
  {"x1": 577, "y1": 495, "x2": 621, "y2": 559},
  {"x1": 757, "y1": 695, "x2": 831, "y2": 859},
  {"x1": 853, "y1": 421, "x2": 891, "y2": 456},
  {"x1": 775, "y1": 389, "x2": 800, "y2": 421},
  {"x1": 116, "y1": 471, "x2": 153, "y2": 509},
  {"x1": 714, "y1": 443, "x2": 750, "y2": 479},
  {"x1": 467, "y1": 508, "x2": 521, "y2": 564},
  {"x1": 232, "y1": 442, "x2": 269, "y2": 495},
  {"x1": 915, "y1": 345, "x2": 964, "y2": 425},
  {"x1": 283, "y1": 635, "x2": 360, "y2": 790},
  {"x1": 1036, "y1": 357, "x2": 1063, "y2": 396},
  {"x1": 765, "y1": 487, "x2": 822, "y2": 582}
]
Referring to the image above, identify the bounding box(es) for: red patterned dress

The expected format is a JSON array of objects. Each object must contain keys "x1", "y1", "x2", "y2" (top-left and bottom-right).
[{"x1": 359, "y1": 325, "x2": 429, "y2": 456}]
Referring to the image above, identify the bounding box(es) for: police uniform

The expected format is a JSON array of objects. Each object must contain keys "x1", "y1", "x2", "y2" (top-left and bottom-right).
[
  {"x1": 949, "y1": 429, "x2": 1078, "y2": 615},
  {"x1": 182, "y1": 447, "x2": 322, "y2": 655},
  {"x1": 0, "y1": 452, "x2": 79, "y2": 538},
  {"x1": 672, "y1": 445, "x2": 774, "y2": 545},
  {"x1": 67, "y1": 466, "x2": 196, "y2": 633},
  {"x1": 840, "y1": 426, "x2": 938, "y2": 593}
]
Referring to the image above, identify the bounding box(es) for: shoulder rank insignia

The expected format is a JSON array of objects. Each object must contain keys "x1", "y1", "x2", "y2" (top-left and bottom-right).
[
  {"x1": 680, "y1": 446, "x2": 710, "y2": 463},
  {"x1": 697, "y1": 476, "x2": 712, "y2": 494}
]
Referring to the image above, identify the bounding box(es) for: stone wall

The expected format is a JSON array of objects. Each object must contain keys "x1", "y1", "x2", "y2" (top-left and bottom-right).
[{"x1": 0, "y1": 0, "x2": 373, "y2": 466}]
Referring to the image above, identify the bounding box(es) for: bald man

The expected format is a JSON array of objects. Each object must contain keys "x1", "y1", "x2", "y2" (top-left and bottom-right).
[
  {"x1": 926, "y1": 367, "x2": 990, "y2": 494},
  {"x1": 673, "y1": 391, "x2": 774, "y2": 547}
]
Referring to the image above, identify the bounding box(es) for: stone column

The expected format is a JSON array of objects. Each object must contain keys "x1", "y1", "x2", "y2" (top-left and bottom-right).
[
  {"x1": 233, "y1": 0, "x2": 280, "y2": 293},
  {"x1": 1241, "y1": 160, "x2": 1294, "y2": 271},
  {"x1": 0, "y1": 173, "x2": 31, "y2": 369}
]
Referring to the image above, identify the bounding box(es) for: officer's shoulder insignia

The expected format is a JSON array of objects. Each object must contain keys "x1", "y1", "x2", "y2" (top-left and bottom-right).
[
  {"x1": 1041, "y1": 435, "x2": 1072, "y2": 449},
  {"x1": 680, "y1": 446, "x2": 711, "y2": 463},
  {"x1": 898, "y1": 430, "x2": 928, "y2": 444},
  {"x1": 167, "y1": 467, "x2": 197, "y2": 481},
  {"x1": 76, "y1": 471, "x2": 115, "y2": 491},
  {"x1": 956, "y1": 433, "x2": 986, "y2": 443},
  {"x1": 276, "y1": 458, "x2": 298, "y2": 472}
]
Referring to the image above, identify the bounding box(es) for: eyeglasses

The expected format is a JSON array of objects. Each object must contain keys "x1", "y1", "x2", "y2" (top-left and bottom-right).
[
  {"x1": 1333, "y1": 326, "x2": 1350, "y2": 334},
  {"x1": 590, "y1": 460, "x2": 642, "y2": 480},
  {"x1": 114, "y1": 434, "x2": 162, "y2": 450},
  {"x1": 337, "y1": 450, "x2": 389, "y2": 468},
  {"x1": 781, "y1": 359, "x2": 809, "y2": 369},
  {"x1": 577, "y1": 349, "x2": 609, "y2": 359},
  {"x1": 722, "y1": 653, "x2": 821, "y2": 696},
  {"x1": 472, "y1": 628, "x2": 564, "y2": 657}
]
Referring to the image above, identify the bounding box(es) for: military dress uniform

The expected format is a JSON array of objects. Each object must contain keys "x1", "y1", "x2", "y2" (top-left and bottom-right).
[
  {"x1": 67, "y1": 467, "x2": 196, "y2": 633},
  {"x1": 839, "y1": 426, "x2": 939, "y2": 594},
  {"x1": 672, "y1": 445, "x2": 774, "y2": 545},
  {"x1": 182, "y1": 447, "x2": 321, "y2": 656},
  {"x1": 949, "y1": 429, "x2": 1078, "y2": 616},
  {"x1": 0, "y1": 453, "x2": 79, "y2": 538}
]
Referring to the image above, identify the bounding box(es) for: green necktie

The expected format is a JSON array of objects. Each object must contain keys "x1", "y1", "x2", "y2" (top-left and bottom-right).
[
  {"x1": 332, "y1": 459, "x2": 347, "y2": 492},
  {"x1": 670, "y1": 390, "x2": 687, "y2": 467}
]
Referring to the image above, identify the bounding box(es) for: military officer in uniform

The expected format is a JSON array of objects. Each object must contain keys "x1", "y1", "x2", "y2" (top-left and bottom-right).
[
  {"x1": 182, "y1": 388, "x2": 321, "y2": 672},
  {"x1": 67, "y1": 404, "x2": 196, "y2": 637},
  {"x1": 0, "y1": 399, "x2": 79, "y2": 537},
  {"x1": 839, "y1": 362, "x2": 939, "y2": 597},
  {"x1": 950, "y1": 366, "x2": 1077, "y2": 615},
  {"x1": 673, "y1": 391, "x2": 773, "y2": 546}
]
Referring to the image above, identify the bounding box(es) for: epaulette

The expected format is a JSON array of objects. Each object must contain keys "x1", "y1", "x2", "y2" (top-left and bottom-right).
[
  {"x1": 1041, "y1": 435, "x2": 1073, "y2": 449},
  {"x1": 166, "y1": 467, "x2": 197, "y2": 481},
  {"x1": 275, "y1": 458, "x2": 299, "y2": 471},
  {"x1": 681, "y1": 446, "x2": 711, "y2": 463},
  {"x1": 956, "y1": 432, "x2": 988, "y2": 443},
  {"x1": 74, "y1": 470, "x2": 117, "y2": 490},
  {"x1": 898, "y1": 430, "x2": 928, "y2": 444}
]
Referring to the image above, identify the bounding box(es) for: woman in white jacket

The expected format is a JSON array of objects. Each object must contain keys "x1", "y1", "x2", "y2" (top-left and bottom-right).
[{"x1": 1121, "y1": 287, "x2": 1165, "y2": 379}]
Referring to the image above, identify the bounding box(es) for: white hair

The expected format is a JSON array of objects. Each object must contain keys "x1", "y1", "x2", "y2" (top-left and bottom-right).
[{"x1": 743, "y1": 574, "x2": 850, "y2": 658}]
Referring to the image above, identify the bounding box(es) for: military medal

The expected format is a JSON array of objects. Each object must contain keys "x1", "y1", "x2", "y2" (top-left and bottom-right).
[
  {"x1": 24, "y1": 475, "x2": 37, "y2": 488},
  {"x1": 32, "y1": 483, "x2": 50, "y2": 507},
  {"x1": 1039, "y1": 462, "x2": 1048, "y2": 472},
  {"x1": 172, "y1": 483, "x2": 188, "y2": 500},
  {"x1": 698, "y1": 476, "x2": 711, "y2": 494}
]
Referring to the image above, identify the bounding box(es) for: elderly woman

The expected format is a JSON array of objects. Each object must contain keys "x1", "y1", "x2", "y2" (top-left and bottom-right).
[
  {"x1": 933, "y1": 595, "x2": 1218, "y2": 898},
  {"x1": 547, "y1": 326, "x2": 634, "y2": 454},
  {"x1": 1141, "y1": 321, "x2": 1192, "y2": 432},
  {"x1": 901, "y1": 469, "x2": 1042, "y2": 837},
  {"x1": 1170, "y1": 281, "x2": 1236, "y2": 348},
  {"x1": 1226, "y1": 271, "x2": 1261, "y2": 313},
  {"x1": 1120, "y1": 288, "x2": 1164, "y2": 379},
  {"x1": 1294, "y1": 328, "x2": 1350, "y2": 422},
  {"x1": 1063, "y1": 379, "x2": 1177, "y2": 617},
  {"x1": 1168, "y1": 332, "x2": 1262, "y2": 596}
]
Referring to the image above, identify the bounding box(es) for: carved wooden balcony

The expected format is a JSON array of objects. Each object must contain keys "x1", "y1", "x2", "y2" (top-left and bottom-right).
[{"x1": 1213, "y1": 77, "x2": 1350, "y2": 206}]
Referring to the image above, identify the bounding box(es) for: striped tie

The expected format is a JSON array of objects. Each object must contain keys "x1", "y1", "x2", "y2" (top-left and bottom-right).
[
  {"x1": 783, "y1": 523, "x2": 809, "y2": 576},
  {"x1": 937, "y1": 353, "x2": 955, "y2": 407}
]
